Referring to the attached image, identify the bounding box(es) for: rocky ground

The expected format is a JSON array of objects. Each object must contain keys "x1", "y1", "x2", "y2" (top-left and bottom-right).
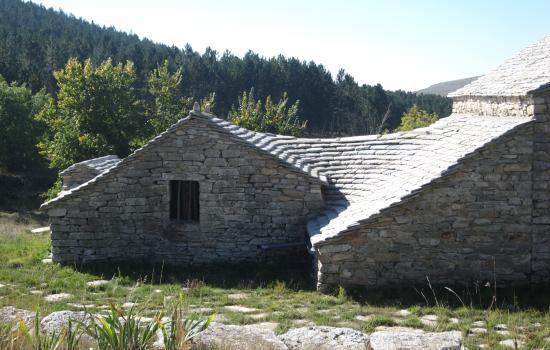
[{"x1": 1, "y1": 306, "x2": 463, "y2": 349}]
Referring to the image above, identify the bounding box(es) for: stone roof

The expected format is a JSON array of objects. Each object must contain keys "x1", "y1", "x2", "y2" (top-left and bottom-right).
[
  {"x1": 43, "y1": 109, "x2": 533, "y2": 246},
  {"x1": 206, "y1": 113, "x2": 532, "y2": 245},
  {"x1": 449, "y1": 33, "x2": 550, "y2": 97},
  {"x1": 59, "y1": 155, "x2": 120, "y2": 176}
]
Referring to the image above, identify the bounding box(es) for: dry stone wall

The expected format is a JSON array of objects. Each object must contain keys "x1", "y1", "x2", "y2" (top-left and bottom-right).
[
  {"x1": 532, "y1": 90, "x2": 550, "y2": 282},
  {"x1": 47, "y1": 116, "x2": 324, "y2": 265},
  {"x1": 315, "y1": 121, "x2": 538, "y2": 290}
]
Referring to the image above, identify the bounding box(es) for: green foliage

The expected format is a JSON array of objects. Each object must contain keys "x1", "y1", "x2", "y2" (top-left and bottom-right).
[
  {"x1": 361, "y1": 315, "x2": 397, "y2": 333},
  {"x1": 0, "y1": 0, "x2": 452, "y2": 138},
  {"x1": 160, "y1": 301, "x2": 212, "y2": 349},
  {"x1": 0, "y1": 75, "x2": 49, "y2": 173},
  {"x1": 146, "y1": 60, "x2": 193, "y2": 135},
  {"x1": 35, "y1": 58, "x2": 141, "y2": 170},
  {"x1": 229, "y1": 89, "x2": 307, "y2": 136},
  {"x1": 394, "y1": 104, "x2": 438, "y2": 132},
  {"x1": 41, "y1": 178, "x2": 62, "y2": 201},
  {"x1": 82, "y1": 304, "x2": 159, "y2": 350},
  {"x1": 36, "y1": 58, "x2": 140, "y2": 168}
]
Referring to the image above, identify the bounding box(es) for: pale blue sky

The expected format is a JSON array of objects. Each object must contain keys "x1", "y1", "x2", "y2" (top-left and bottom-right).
[{"x1": 31, "y1": 0, "x2": 550, "y2": 91}]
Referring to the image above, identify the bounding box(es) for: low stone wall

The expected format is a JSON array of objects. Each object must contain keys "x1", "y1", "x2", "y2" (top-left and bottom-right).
[
  {"x1": 315, "y1": 121, "x2": 537, "y2": 290},
  {"x1": 452, "y1": 95, "x2": 534, "y2": 117},
  {"x1": 47, "y1": 117, "x2": 324, "y2": 265}
]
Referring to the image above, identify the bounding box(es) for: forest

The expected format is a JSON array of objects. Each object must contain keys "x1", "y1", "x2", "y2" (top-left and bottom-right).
[{"x1": 0, "y1": 0, "x2": 452, "y2": 206}]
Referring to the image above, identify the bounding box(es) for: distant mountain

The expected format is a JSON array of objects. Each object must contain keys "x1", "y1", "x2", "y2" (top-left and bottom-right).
[{"x1": 417, "y1": 77, "x2": 480, "y2": 96}]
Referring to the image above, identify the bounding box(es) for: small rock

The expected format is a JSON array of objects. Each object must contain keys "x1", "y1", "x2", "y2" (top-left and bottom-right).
[
  {"x1": 532, "y1": 322, "x2": 542, "y2": 328},
  {"x1": 41, "y1": 258, "x2": 53, "y2": 264},
  {"x1": 44, "y1": 293, "x2": 72, "y2": 302},
  {"x1": 31, "y1": 226, "x2": 50, "y2": 234},
  {"x1": 154, "y1": 289, "x2": 162, "y2": 293},
  {"x1": 496, "y1": 330, "x2": 511, "y2": 336},
  {"x1": 122, "y1": 302, "x2": 137, "y2": 309},
  {"x1": 420, "y1": 314, "x2": 438, "y2": 327},
  {"x1": 469, "y1": 327, "x2": 487, "y2": 335},
  {"x1": 317, "y1": 309, "x2": 332, "y2": 313},
  {"x1": 370, "y1": 329, "x2": 462, "y2": 350},
  {"x1": 29, "y1": 290, "x2": 43, "y2": 295},
  {"x1": 471, "y1": 320, "x2": 487, "y2": 328},
  {"x1": 395, "y1": 309, "x2": 411, "y2": 317},
  {"x1": 193, "y1": 322, "x2": 287, "y2": 350},
  {"x1": 354, "y1": 315, "x2": 372, "y2": 322},
  {"x1": 250, "y1": 313, "x2": 269, "y2": 320},
  {"x1": 86, "y1": 280, "x2": 109, "y2": 288},
  {"x1": 227, "y1": 293, "x2": 249, "y2": 300},
  {"x1": 279, "y1": 326, "x2": 369, "y2": 350},
  {"x1": 479, "y1": 344, "x2": 489, "y2": 349},
  {"x1": 224, "y1": 305, "x2": 258, "y2": 313},
  {"x1": 253, "y1": 322, "x2": 279, "y2": 332},
  {"x1": 499, "y1": 339, "x2": 525, "y2": 348},
  {"x1": 449, "y1": 317, "x2": 459, "y2": 324},
  {"x1": 495, "y1": 323, "x2": 508, "y2": 330},
  {"x1": 0, "y1": 283, "x2": 5, "y2": 288}
]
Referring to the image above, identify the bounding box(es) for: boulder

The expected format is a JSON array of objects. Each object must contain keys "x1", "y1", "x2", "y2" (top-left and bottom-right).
[
  {"x1": 0, "y1": 306, "x2": 35, "y2": 329},
  {"x1": 279, "y1": 326, "x2": 369, "y2": 350},
  {"x1": 40, "y1": 310, "x2": 90, "y2": 334},
  {"x1": 192, "y1": 322, "x2": 288, "y2": 350},
  {"x1": 369, "y1": 329, "x2": 462, "y2": 350}
]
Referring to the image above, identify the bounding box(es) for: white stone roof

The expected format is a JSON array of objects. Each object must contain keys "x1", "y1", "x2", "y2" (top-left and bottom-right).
[
  {"x1": 43, "y1": 110, "x2": 532, "y2": 246},
  {"x1": 205, "y1": 113, "x2": 532, "y2": 245},
  {"x1": 59, "y1": 155, "x2": 120, "y2": 176},
  {"x1": 449, "y1": 33, "x2": 550, "y2": 97}
]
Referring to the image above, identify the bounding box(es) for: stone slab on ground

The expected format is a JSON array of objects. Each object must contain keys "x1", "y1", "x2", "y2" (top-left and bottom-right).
[
  {"x1": 279, "y1": 326, "x2": 369, "y2": 350},
  {"x1": 192, "y1": 322, "x2": 287, "y2": 350},
  {"x1": 224, "y1": 305, "x2": 258, "y2": 313},
  {"x1": 227, "y1": 293, "x2": 249, "y2": 300},
  {"x1": 44, "y1": 293, "x2": 72, "y2": 302},
  {"x1": 86, "y1": 280, "x2": 109, "y2": 288},
  {"x1": 499, "y1": 339, "x2": 525, "y2": 348},
  {"x1": 31, "y1": 226, "x2": 50, "y2": 234},
  {"x1": 369, "y1": 329, "x2": 462, "y2": 350}
]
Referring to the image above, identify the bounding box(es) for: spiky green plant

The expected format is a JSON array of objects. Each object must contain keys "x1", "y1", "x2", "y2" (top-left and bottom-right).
[
  {"x1": 82, "y1": 304, "x2": 159, "y2": 350},
  {"x1": 160, "y1": 303, "x2": 212, "y2": 350}
]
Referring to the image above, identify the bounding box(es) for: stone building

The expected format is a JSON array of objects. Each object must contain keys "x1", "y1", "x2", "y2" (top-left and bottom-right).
[{"x1": 42, "y1": 34, "x2": 550, "y2": 291}]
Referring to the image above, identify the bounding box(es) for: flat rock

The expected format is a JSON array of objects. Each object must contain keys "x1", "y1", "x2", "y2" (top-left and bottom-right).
[
  {"x1": 354, "y1": 315, "x2": 372, "y2": 322},
  {"x1": 0, "y1": 306, "x2": 35, "y2": 328},
  {"x1": 41, "y1": 258, "x2": 53, "y2": 264},
  {"x1": 227, "y1": 293, "x2": 249, "y2": 300},
  {"x1": 499, "y1": 339, "x2": 525, "y2": 348},
  {"x1": 395, "y1": 309, "x2": 411, "y2": 317},
  {"x1": 224, "y1": 305, "x2": 258, "y2": 313},
  {"x1": 279, "y1": 326, "x2": 369, "y2": 350},
  {"x1": 44, "y1": 293, "x2": 72, "y2": 302},
  {"x1": 469, "y1": 327, "x2": 487, "y2": 335},
  {"x1": 495, "y1": 323, "x2": 508, "y2": 330},
  {"x1": 86, "y1": 280, "x2": 109, "y2": 288},
  {"x1": 496, "y1": 330, "x2": 511, "y2": 336},
  {"x1": 122, "y1": 302, "x2": 137, "y2": 309},
  {"x1": 448, "y1": 317, "x2": 459, "y2": 324},
  {"x1": 471, "y1": 320, "x2": 487, "y2": 328},
  {"x1": 253, "y1": 322, "x2": 279, "y2": 332},
  {"x1": 420, "y1": 314, "x2": 438, "y2": 327},
  {"x1": 250, "y1": 312, "x2": 269, "y2": 320},
  {"x1": 31, "y1": 226, "x2": 50, "y2": 234},
  {"x1": 192, "y1": 322, "x2": 287, "y2": 350},
  {"x1": 370, "y1": 329, "x2": 462, "y2": 350},
  {"x1": 29, "y1": 290, "x2": 43, "y2": 295},
  {"x1": 40, "y1": 310, "x2": 89, "y2": 333}
]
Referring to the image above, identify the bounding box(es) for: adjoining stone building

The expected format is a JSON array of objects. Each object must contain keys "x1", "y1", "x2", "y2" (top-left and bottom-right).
[{"x1": 42, "y1": 34, "x2": 550, "y2": 291}]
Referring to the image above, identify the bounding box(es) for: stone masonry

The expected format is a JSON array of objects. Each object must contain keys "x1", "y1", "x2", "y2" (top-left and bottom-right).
[
  {"x1": 44, "y1": 113, "x2": 324, "y2": 265},
  {"x1": 43, "y1": 33, "x2": 550, "y2": 291}
]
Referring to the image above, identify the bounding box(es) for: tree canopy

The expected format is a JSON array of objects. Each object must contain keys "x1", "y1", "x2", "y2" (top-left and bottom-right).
[{"x1": 394, "y1": 104, "x2": 439, "y2": 132}]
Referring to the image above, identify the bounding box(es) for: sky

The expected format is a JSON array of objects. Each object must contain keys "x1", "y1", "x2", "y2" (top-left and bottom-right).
[{"x1": 31, "y1": 0, "x2": 550, "y2": 91}]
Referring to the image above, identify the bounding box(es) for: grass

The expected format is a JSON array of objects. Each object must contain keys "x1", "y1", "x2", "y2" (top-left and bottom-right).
[{"x1": 2, "y1": 211, "x2": 550, "y2": 349}]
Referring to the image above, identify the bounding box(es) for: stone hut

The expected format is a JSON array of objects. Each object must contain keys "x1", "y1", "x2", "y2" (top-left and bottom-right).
[{"x1": 42, "y1": 34, "x2": 550, "y2": 291}]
